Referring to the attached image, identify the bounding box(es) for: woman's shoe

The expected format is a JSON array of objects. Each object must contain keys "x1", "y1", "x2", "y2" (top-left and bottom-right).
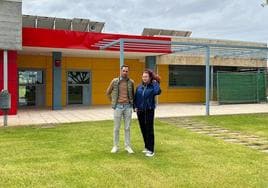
[
  {"x1": 145, "y1": 151, "x2": 155, "y2": 157},
  {"x1": 142, "y1": 148, "x2": 149, "y2": 153}
]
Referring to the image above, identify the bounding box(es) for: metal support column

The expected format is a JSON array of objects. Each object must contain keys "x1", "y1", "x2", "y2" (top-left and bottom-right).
[
  {"x1": 210, "y1": 65, "x2": 214, "y2": 101},
  {"x1": 205, "y1": 46, "x2": 210, "y2": 116},
  {"x1": 3, "y1": 50, "x2": 8, "y2": 90},
  {"x1": 120, "y1": 39, "x2": 124, "y2": 69},
  {"x1": 3, "y1": 50, "x2": 8, "y2": 127}
]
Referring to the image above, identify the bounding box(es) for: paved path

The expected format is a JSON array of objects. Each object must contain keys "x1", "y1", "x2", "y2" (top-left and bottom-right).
[
  {"x1": 160, "y1": 117, "x2": 268, "y2": 154},
  {"x1": 0, "y1": 103, "x2": 268, "y2": 127}
]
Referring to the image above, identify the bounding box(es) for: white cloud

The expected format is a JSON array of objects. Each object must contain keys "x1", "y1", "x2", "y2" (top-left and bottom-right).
[{"x1": 22, "y1": 0, "x2": 268, "y2": 42}]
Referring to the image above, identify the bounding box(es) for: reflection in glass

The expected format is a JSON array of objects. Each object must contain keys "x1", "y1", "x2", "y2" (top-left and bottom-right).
[
  {"x1": 68, "y1": 72, "x2": 90, "y2": 84},
  {"x1": 19, "y1": 85, "x2": 36, "y2": 106},
  {"x1": 18, "y1": 70, "x2": 43, "y2": 106}
]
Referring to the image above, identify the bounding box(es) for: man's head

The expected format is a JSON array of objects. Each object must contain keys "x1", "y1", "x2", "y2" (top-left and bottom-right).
[{"x1": 120, "y1": 65, "x2": 129, "y2": 79}]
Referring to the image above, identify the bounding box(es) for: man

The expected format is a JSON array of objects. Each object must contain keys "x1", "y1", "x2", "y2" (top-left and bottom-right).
[{"x1": 106, "y1": 64, "x2": 135, "y2": 154}]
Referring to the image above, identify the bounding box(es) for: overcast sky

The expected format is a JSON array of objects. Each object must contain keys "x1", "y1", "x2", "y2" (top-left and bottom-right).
[{"x1": 22, "y1": 0, "x2": 268, "y2": 43}]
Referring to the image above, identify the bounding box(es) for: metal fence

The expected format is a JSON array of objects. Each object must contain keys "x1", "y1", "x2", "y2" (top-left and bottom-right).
[{"x1": 213, "y1": 71, "x2": 267, "y2": 104}]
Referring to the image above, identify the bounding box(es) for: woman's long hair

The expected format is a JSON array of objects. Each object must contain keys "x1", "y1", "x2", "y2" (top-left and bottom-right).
[{"x1": 143, "y1": 69, "x2": 161, "y2": 83}]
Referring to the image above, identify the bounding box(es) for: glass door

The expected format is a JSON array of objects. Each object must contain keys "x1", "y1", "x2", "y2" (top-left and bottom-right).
[
  {"x1": 19, "y1": 85, "x2": 36, "y2": 106},
  {"x1": 67, "y1": 71, "x2": 91, "y2": 105},
  {"x1": 18, "y1": 70, "x2": 45, "y2": 107},
  {"x1": 68, "y1": 85, "x2": 83, "y2": 104}
]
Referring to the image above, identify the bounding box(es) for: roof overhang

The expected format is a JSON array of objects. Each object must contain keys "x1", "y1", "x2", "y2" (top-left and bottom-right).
[
  {"x1": 170, "y1": 37, "x2": 268, "y2": 60},
  {"x1": 19, "y1": 46, "x2": 164, "y2": 59},
  {"x1": 21, "y1": 27, "x2": 268, "y2": 61},
  {"x1": 21, "y1": 27, "x2": 172, "y2": 56}
]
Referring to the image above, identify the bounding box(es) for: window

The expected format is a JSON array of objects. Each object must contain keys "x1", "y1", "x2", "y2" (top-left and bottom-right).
[
  {"x1": 68, "y1": 71, "x2": 90, "y2": 84},
  {"x1": 169, "y1": 65, "x2": 205, "y2": 87},
  {"x1": 19, "y1": 70, "x2": 43, "y2": 85}
]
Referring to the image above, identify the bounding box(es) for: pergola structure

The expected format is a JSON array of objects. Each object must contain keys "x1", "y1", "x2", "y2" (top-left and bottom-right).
[{"x1": 96, "y1": 38, "x2": 268, "y2": 115}]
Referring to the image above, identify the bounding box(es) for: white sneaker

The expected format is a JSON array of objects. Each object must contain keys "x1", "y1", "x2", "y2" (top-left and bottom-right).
[
  {"x1": 142, "y1": 148, "x2": 149, "y2": 153},
  {"x1": 145, "y1": 151, "x2": 155, "y2": 157},
  {"x1": 111, "y1": 146, "x2": 119, "y2": 153},
  {"x1": 125, "y1": 146, "x2": 134, "y2": 154}
]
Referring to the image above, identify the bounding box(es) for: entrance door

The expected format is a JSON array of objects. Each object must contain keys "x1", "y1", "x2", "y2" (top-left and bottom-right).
[
  {"x1": 18, "y1": 70, "x2": 45, "y2": 107},
  {"x1": 67, "y1": 71, "x2": 91, "y2": 105},
  {"x1": 68, "y1": 85, "x2": 83, "y2": 104}
]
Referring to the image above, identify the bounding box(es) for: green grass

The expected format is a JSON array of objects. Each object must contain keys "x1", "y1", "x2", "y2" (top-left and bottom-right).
[
  {"x1": 193, "y1": 113, "x2": 268, "y2": 138},
  {"x1": 0, "y1": 119, "x2": 267, "y2": 188}
]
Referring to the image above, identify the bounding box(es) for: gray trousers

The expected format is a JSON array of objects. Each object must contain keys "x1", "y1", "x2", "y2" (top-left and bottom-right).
[{"x1": 113, "y1": 104, "x2": 132, "y2": 147}]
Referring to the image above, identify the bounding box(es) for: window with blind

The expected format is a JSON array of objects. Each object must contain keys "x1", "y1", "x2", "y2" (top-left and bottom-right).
[{"x1": 169, "y1": 65, "x2": 205, "y2": 87}]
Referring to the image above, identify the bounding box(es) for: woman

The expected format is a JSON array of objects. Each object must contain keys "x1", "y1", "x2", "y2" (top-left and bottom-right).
[{"x1": 134, "y1": 69, "x2": 161, "y2": 157}]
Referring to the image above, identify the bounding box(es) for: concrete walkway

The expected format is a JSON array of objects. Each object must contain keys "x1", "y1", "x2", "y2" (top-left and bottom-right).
[{"x1": 1, "y1": 103, "x2": 268, "y2": 127}]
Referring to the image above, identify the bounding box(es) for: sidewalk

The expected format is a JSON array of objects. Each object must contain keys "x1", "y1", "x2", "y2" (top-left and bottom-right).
[{"x1": 0, "y1": 103, "x2": 268, "y2": 127}]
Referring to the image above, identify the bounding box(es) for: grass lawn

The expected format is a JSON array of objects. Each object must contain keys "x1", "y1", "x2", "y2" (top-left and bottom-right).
[
  {"x1": 193, "y1": 113, "x2": 268, "y2": 138},
  {"x1": 0, "y1": 119, "x2": 267, "y2": 187}
]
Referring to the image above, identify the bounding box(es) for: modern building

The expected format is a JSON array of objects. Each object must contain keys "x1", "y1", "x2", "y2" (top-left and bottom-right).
[{"x1": 0, "y1": 0, "x2": 267, "y2": 115}]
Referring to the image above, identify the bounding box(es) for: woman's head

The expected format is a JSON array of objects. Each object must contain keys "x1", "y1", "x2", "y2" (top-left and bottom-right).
[{"x1": 142, "y1": 69, "x2": 161, "y2": 84}]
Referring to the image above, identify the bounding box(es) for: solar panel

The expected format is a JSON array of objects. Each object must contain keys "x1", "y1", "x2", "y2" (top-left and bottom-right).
[
  {"x1": 36, "y1": 16, "x2": 54, "y2": 29},
  {"x1": 22, "y1": 15, "x2": 105, "y2": 32},
  {"x1": 142, "y1": 28, "x2": 192, "y2": 37},
  {"x1": 54, "y1": 18, "x2": 72, "y2": 30},
  {"x1": 22, "y1": 15, "x2": 36, "y2": 28}
]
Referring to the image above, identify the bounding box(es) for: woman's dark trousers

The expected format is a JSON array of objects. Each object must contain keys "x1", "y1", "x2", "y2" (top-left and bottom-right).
[{"x1": 137, "y1": 109, "x2": 155, "y2": 152}]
